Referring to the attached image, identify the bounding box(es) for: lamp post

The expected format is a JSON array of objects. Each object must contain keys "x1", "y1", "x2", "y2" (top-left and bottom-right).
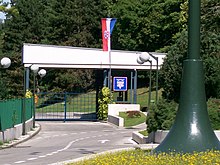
[
  {"x1": 30, "y1": 65, "x2": 39, "y2": 128},
  {"x1": 137, "y1": 53, "x2": 152, "y2": 108},
  {"x1": 148, "y1": 53, "x2": 159, "y2": 104},
  {"x1": 30, "y1": 66, "x2": 46, "y2": 128},
  {"x1": 140, "y1": 52, "x2": 159, "y2": 104},
  {"x1": 154, "y1": 0, "x2": 220, "y2": 153}
]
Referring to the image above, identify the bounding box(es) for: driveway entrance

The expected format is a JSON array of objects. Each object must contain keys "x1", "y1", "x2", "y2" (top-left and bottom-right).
[{"x1": 35, "y1": 92, "x2": 97, "y2": 121}]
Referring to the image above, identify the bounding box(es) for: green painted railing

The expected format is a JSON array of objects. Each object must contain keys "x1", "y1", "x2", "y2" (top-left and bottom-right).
[{"x1": 0, "y1": 98, "x2": 33, "y2": 131}]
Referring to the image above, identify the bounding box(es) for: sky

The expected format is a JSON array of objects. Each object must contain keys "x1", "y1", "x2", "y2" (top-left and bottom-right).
[{"x1": 0, "y1": 0, "x2": 10, "y2": 20}]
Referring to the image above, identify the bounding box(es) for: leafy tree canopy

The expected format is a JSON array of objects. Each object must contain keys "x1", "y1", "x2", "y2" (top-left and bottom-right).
[{"x1": 160, "y1": 0, "x2": 220, "y2": 101}]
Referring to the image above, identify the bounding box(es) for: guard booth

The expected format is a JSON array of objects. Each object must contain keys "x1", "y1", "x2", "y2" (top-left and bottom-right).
[{"x1": 22, "y1": 44, "x2": 166, "y2": 121}]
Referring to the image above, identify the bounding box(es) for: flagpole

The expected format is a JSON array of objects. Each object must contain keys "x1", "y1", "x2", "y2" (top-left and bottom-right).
[
  {"x1": 101, "y1": 18, "x2": 116, "y2": 91},
  {"x1": 108, "y1": 32, "x2": 112, "y2": 91}
]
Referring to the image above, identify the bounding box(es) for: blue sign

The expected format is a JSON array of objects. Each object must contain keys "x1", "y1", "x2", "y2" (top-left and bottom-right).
[{"x1": 113, "y1": 77, "x2": 127, "y2": 91}]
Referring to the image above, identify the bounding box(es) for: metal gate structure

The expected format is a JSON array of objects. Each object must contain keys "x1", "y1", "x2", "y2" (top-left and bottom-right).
[{"x1": 35, "y1": 92, "x2": 97, "y2": 121}]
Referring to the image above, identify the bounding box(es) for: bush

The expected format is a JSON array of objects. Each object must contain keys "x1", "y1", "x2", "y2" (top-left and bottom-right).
[
  {"x1": 97, "y1": 87, "x2": 113, "y2": 120},
  {"x1": 146, "y1": 98, "x2": 220, "y2": 133},
  {"x1": 207, "y1": 99, "x2": 220, "y2": 130},
  {"x1": 146, "y1": 99, "x2": 177, "y2": 133}
]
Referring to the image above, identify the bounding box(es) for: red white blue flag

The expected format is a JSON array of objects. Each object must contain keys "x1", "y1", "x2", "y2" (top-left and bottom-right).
[{"x1": 101, "y1": 18, "x2": 117, "y2": 51}]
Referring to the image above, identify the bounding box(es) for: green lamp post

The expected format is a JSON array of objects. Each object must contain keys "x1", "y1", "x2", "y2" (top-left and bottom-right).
[{"x1": 154, "y1": 0, "x2": 220, "y2": 153}]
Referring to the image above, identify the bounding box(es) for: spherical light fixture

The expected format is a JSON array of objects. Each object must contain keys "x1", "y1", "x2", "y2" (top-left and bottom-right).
[
  {"x1": 30, "y1": 65, "x2": 39, "y2": 74},
  {"x1": 1, "y1": 57, "x2": 11, "y2": 68},
  {"x1": 137, "y1": 57, "x2": 144, "y2": 64},
  {"x1": 38, "y1": 69, "x2": 46, "y2": 78},
  {"x1": 139, "y1": 52, "x2": 150, "y2": 62}
]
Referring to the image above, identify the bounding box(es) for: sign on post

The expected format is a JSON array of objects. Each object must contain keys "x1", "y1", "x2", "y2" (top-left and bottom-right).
[{"x1": 113, "y1": 77, "x2": 127, "y2": 91}]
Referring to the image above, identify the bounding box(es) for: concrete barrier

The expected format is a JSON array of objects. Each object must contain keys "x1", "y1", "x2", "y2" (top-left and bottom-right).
[
  {"x1": 133, "y1": 130, "x2": 220, "y2": 144},
  {"x1": 0, "y1": 118, "x2": 33, "y2": 142},
  {"x1": 132, "y1": 131, "x2": 153, "y2": 144},
  {"x1": 108, "y1": 115, "x2": 124, "y2": 127},
  {"x1": 108, "y1": 104, "x2": 140, "y2": 116},
  {"x1": 107, "y1": 104, "x2": 140, "y2": 127}
]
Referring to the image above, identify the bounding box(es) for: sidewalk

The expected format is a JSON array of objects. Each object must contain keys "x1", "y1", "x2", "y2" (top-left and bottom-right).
[{"x1": 0, "y1": 123, "x2": 41, "y2": 149}]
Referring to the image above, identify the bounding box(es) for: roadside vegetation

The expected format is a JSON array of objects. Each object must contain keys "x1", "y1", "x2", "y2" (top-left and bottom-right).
[
  {"x1": 146, "y1": 98, "x2": 220, "y2": 134},
  {"x1": 68, "y1": 149, "x2": 220, "y2": 165},
  {"x1": 119, "y1": 111, "x2": 146, "y2": 127}
]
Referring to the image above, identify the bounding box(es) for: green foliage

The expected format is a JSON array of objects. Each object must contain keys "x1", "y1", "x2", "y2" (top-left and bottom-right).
[
  {"x1": 0, "y1": 0, "x2": 219, "y2": 101},
  {"x1": 0, "y1": 73, "x2": 9, "y2": 100},
  {"x1": 111, "y1": 0, "x2": 182, "y2": 51},
  {"x1": 41, "y1": 69, "x2": 95, "y2": 93},
  {"x1": 0, "y1": 0, "x2": 108, "y2": 97},
  {"x1": 147, "y1": 98, "x2": 220, "y2": 133},
  {"x1": 139, "y1": 130, "x2": 148, "y2": 136},
  {"x1": 97, "y1": 87, "x2": 113, "y2": 120},
  {"x1": 69, "y1": 149, "x2": 220, "y2": 165},
  {"x1": 160, "y1": 0, "x2": 220, "y2": 101},
  {"x1": 146, "y1": 99, "x2": 177, "y2": 133},
  {"x1": 119, "y1": 112, "x2": 146, "y2": 127},
  {"x1": 207, "y1": 99, "x2": 220, "y2": 130},
  {"x1": 25, "y1": 89, "x2": 33, "y2": 98}
]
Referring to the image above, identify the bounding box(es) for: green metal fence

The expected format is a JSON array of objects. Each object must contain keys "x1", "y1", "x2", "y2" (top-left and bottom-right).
[{"x1": 0, "y1": 98, "x2": 33, "y2": 131}]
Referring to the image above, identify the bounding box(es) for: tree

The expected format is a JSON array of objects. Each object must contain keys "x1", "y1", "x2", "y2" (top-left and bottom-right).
[
  {"x1": 111, "y1": 0, "x2": 182, "y2": 52},
  {"x1": 0, "y1": 0, "x2": 109, "y2": 97},
  {"x1": 160, "y1": 0, "x2": 220, "y2": 101}
]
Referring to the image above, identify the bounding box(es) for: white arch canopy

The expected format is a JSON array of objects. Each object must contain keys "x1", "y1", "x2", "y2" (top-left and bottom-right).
[{"x1": 22, "y1": 43, "x2": 166, "y2": 70}]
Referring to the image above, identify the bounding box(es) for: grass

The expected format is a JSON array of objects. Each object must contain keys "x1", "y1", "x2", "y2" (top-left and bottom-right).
[
  {"x1": 68, "y1": 149, "x2": 220, "y2": 165},
  {"x1": 35, "y1": 87, "x2": 163, "y2": 113},
  {"x1": 36, "y1": 91, "x2": 96, "y2": 113},
  {"x1": 119, "y1": 112, "x2": 146, "y2": 127},
  {"x1": 139, "y1": 130, "x2": 148, "y2": 136}
]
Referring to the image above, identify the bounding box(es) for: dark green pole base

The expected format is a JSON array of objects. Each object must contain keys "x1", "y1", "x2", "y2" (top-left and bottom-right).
[{"x1": 154, "y1": 59, "x2": 220, "y2": 153}]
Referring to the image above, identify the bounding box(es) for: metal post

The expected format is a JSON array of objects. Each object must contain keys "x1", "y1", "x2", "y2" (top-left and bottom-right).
[
  {"x1": 148, "y1": 53, "x2": 159, "y2": 104},
  {"x1": 103, "y1": 69, "x2": 108, "y2": 87},
  {"x1": 133, "y1": 69, "x2": 137, "y2": 103},
  {"x1": 33, "y1": 73, "x2": 36, "y2": 128},
  {"x1": 22, "y1": 67, "x2": 26, "y2": 135},
  {"x1": 154, "y1": 0, "x2": 220, "y2": 153},
  {"x1": 155, "y1": 57, "x2": 158, "y2": 104},
  {"x1": 130, "y1": 71, "x2": 133, "y2": 103},
  {"x1": 148, "y1": 61, "x2": 152, "y2": 108},
  {"x1": 64, "y1": 92, "x2": 67, "y2": 122},
  {"x1": 108, "y1": 69, "x2": 111, "y2": 89},
  {"x1": 26, "y1": 68, "x2": 30, "y2": 90}
]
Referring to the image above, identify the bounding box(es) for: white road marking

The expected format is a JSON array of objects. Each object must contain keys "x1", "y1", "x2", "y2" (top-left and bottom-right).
[
  {"x1": 80, "y1": 132, "x2": 86, "y2": 134},
  {"x1": 61, "y1": 134, "x2": 68, "y2": 136},
  {"x1": 27, "y1": 158, "x2": 37, "y2": 161},
  {"x1": 39, "y1": 155, "x2": 47, "y2": 158},
  {"x1": 12, "y1": 131, "x2": 115, "y2": 164},
  {"x1": 14, "y1": 161, "x2": 26, "y2": 164},
  {"x1": 98, "y1": 140, "x2": 110, "y2": 144}
]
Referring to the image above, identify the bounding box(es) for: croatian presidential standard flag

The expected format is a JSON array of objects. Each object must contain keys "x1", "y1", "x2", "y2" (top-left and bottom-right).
[{"x1": 101, "y1": 18, "x2": 117, "y2": 51}]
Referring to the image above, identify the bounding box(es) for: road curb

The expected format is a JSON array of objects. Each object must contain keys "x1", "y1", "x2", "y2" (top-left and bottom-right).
[
  {"x1": 0, "y1": 123, "x2": 41, "y2": 149},
  {"x1": 49, "y1": 144, "x2": 158, "y2": 165}
]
